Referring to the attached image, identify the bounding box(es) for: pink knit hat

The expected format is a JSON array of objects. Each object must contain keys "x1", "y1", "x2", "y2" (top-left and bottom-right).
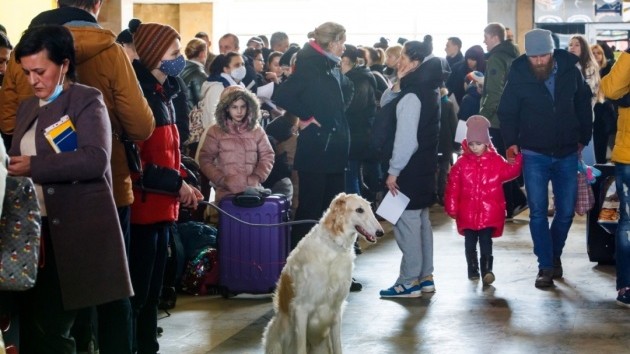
[{"x1": 466, "y1": 115, "x2": 491, "y2": 145}]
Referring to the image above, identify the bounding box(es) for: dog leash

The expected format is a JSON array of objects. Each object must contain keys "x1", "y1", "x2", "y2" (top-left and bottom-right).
[{"x1": 198, "y1": 200, "x2": 319, "y2": 227}]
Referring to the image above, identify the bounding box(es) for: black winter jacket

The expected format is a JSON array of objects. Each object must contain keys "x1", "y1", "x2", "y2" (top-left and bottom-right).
[
  {"x1": 273, "y1": 41, "x2": 353, "y2": 173},
  {"x1": 498, "y1": 50, "x2": 593, "y2": 157},
  {"x1": 345, "y1": 66, "x2": 377, "y2": 160},
  {"x1": 179, "y1": 60, "x2": 207, "y2": 107}
]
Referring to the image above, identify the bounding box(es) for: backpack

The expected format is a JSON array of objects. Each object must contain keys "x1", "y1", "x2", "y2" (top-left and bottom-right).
[
  {"x1": 186, "y1": 84, "x2": 211, "y2": 146},
  {"x1": 180, "y1": 247, "x2": 219, "y2": 296},
  {"x1": 370, "y1": 94, "x2": 403, "y2": 162}
]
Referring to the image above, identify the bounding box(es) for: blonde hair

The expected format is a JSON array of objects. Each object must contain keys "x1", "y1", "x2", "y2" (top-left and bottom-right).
[
  {"x1": 385, "y1": 44, "x2": 402, "y2": 59},
  {"x1": 184, "y1": 38, "x2": 207, "y2": 60},
  {"x1": 307, "y1": 22, "x2": 346, "y2": 50},
  {"x1": 590, "y1": 43, "x2": 607, "y2": 69}
]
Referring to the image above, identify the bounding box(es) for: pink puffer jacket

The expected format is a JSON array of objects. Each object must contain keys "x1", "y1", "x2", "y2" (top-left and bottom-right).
[{"x1": 198, "y1": 88, "x2": 274, "y2": 201}]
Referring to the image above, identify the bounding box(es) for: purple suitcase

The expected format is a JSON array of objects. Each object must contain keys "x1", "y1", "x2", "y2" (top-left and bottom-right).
[{"x1": 218, "y1": 194, "x2": 290, "y2": 296}]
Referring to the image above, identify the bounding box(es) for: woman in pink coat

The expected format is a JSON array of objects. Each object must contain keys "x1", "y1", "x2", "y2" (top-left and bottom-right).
[
  {"x1": 198, "y1": 87, "x2": 274, "y2": 201},
  {"x1": 445, "y1": 115, "x2": 522, "y2": 285}
]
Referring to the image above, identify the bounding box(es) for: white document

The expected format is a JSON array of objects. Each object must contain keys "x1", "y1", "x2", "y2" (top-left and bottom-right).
[
  {"x1": 256, "y1": 82, "x2": 274, "y2": 101},
  {"x1": 376, "y1": 190, "x2": 410, "y2": 225},
  {"x1": 454, "y1": 119, "x2": 467, "y2": 143}
]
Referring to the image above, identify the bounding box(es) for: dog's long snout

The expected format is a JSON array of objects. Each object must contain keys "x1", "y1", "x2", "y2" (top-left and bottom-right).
[{"x1": 376, "y1": 230, "x2": 384, "y2": 237}]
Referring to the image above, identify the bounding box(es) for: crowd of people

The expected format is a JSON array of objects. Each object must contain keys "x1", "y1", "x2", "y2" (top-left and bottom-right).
[{"x1": 0, "y1": 0, "x2": 629, "y2": 353}]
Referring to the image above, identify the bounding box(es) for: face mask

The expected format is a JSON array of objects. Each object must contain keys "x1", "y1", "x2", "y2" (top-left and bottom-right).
[
  {"x1": 159, "y1": 55, "x2": 186, "y2": 76},
  {"x1": 44, "y1": 63, "x2": 65, "y2": 103},
  {"x1": 230, "y1": 65, "x2": 247, "y2": 82}
]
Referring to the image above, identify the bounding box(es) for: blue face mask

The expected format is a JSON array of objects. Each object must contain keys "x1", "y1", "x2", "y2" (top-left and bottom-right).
[
  {"x1": 159, "y1": 55, "x2": 186, "y2": 77},
  {"x1": 44, "y1": 64, "x2": 65, "y2": 103}
]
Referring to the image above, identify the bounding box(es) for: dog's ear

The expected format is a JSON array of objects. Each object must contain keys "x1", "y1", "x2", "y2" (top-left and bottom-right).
[{"x1": 323, "y1": 195, "x2": 348, "y2": 236}]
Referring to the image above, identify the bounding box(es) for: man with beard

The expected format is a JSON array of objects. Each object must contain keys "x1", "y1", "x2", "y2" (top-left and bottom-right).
[{"x1": 498, "y1": 29, "x2": 592, "y2": 289}]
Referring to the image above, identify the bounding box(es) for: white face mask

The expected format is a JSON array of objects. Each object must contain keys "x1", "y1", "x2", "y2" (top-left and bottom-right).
[{"x1": 230, "y1": 66, "x2": 247, "y2": 82}]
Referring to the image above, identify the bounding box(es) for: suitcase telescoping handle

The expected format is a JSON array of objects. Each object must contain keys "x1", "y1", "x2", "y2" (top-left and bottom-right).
[{"x1": 198, "y1": 200, "x2": 319, "y2": 227}]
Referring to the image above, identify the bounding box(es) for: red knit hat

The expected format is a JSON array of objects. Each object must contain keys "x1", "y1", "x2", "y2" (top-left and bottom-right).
[
  {"x1": 129, "y1": 19, "x2": 180, "y2": 70},
  {"x1": 466, "y1": 115, "x2": 491, "y2": 145}
]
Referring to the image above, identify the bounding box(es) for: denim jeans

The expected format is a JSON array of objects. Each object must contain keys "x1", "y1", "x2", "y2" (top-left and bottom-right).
[
  {"x1": 522, "y1": 151, "x2": 577, "y2": 270},
  {"x1": 345, "y1": 159, "x2": 382, "y2": 200},
  {"x1": 615, "y1": 163, "x2": 630, "y2": 290}
]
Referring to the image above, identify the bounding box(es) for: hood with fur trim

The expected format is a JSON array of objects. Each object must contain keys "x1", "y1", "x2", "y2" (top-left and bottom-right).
[{"x1": 214, "y1": 88, "x2": 261, "y2": 133}]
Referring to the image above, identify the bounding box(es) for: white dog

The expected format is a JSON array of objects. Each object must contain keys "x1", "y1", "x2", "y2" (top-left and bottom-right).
[{"x1": 262, "y1": 193, "x2": 384, "y2": 354}]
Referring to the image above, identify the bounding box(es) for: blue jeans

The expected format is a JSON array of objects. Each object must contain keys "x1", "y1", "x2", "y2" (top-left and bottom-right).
[
  {"x1": 615, "y1": 163, "x2": 630, "y2": 290},
  {"x1": 345, "y1": 160, "x2": 382, "y2": 199},
  {"x1": 522, "y1": 151, "x2": 577, "y2": 270}
]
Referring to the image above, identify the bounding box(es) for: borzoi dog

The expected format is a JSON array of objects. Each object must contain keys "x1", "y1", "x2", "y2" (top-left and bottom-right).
[{"x1": 262, "y1": 193, "x2": 384, "y2": 354}]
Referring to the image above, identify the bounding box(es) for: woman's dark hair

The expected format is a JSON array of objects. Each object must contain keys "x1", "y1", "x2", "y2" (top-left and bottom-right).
[
  {"x1": 342, "y1": 44, "x2": 359, "y2": 64},
  {"x1": 208, "y1": 52, "x2": 241, "y2": 76},
  {"x1": 0, "y1": 32, "x2": 11, "y2": 49},
  {"x1": 267, "y1": 51, "x2": 282, "y2": 67},
  {"x1": 15, "y1": 25, "x2": 76, "y2": 81},
  {"x1": 464, "y1": 45, "x2": 486, "y2": 73},
  {"x1": 403, "y1": 39, "x2": 431, "y2": 63},
  {"x1": 243, "y1": 47, "x2": 262, "y2": 60}
]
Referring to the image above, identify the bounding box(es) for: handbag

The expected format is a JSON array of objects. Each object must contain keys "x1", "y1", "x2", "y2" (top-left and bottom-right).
[
  {"x1": 575, "y1": 171, "x2": 595, "y2": 216},
  {"x1": 0, "y1": 176, "x2": 41, "y2": 291},
  {"x1": 136, "y1": 163, "x2": 182, "y2": 197},
  {"x1": 120, "y1": 132, "x2": 142, "y2": 174}
]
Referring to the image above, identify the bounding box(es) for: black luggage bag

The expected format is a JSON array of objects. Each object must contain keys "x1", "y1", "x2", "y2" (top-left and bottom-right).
[{"x1": 586, "y1": 163, "x2": 616, "y2": 264}]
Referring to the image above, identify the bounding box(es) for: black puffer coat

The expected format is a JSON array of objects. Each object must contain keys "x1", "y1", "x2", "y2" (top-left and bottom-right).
[
  {"x1": 345, "y1": 65, "x2": 377, "y2": 160},
  {"x1": 273, "y1": 41, "x2": 353, "y2": 173},
  {"x1": 498, "y1": 50, "x2": 593, "y2": 157}
]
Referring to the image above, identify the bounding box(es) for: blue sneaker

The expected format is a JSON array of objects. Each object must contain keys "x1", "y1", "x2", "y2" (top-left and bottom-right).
[
  {"x1": 419, "y1": 276, "x2": 436, "y2": 293},
  {"x1": 379, "y1": 282, "x2": 421, "y2": 298},
  {"x1": 617, "y1": 287, "x2": 630, "y2": 308}
]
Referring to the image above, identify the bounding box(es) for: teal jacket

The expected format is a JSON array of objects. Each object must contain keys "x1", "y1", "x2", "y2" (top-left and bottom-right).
[{"x1": 479, "y1": 40, "x2": 520, "y2": 128}]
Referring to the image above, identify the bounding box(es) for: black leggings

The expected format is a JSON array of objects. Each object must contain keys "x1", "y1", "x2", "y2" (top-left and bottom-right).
[{"x1": 464, "y1": 228, "x2": 494, "y2": 257}]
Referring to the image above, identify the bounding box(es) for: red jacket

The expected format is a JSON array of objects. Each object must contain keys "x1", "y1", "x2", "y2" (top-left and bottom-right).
[{"x1": 444, "y1": 140, "x2": 522, "y2": 237}]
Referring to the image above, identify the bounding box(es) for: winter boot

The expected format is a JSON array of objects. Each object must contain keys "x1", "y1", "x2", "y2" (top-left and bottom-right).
[
  {"x1": 480, "y1": 255, "x2": 495, "y2": 285},
  {"x1": 466, "y1": 251, "x2": 480, "y2": 280}
]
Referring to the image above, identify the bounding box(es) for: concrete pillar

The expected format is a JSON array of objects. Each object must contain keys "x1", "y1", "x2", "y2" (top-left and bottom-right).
[
  {"x1": 516, "y1": 0, "x2": 534, "y2": 52},
  {"x1": 99, "y1": 0, "x2": 136, "y2": 34}
]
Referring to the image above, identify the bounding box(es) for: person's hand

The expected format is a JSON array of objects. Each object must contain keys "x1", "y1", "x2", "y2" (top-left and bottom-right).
[
  {"x1": 506, "y1": 145, "x2": 519, "y2": 164},
  {"x1": 178, "y1": 182, "x2": 203, "y2": 209},
  {"x1": 396, "y1": 60, "x2": 417, "y2": 80},
  {"x1": 299, "y1": 116, "x2": 321, "y2": 130},
  {"x1": 7, "y1": 156, "x2": 31, "y2": 176},
  {"x1": 265, "y1": 72, "x2": 279, "y2": 84},
  {"x1": 386, "y1": 174, "x2": 399, "y2": 196}
]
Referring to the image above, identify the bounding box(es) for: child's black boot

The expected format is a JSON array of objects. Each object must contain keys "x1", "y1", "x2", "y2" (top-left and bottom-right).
[
  {"x1": 480, "y1": 255, "x2": 495, "y2": 285},
  {"x1": 466, "y1": 251, "x2": 480, "y2": 280}
]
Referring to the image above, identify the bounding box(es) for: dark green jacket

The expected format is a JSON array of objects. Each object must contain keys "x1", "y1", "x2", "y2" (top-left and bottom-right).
[{"x1": 479, "y1": 40, "x2": 520, "y2": 128}]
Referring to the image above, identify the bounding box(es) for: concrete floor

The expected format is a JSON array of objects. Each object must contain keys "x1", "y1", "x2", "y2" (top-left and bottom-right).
[{"x1": 157, "y1": 206, "x2": 630, "y2": 354}]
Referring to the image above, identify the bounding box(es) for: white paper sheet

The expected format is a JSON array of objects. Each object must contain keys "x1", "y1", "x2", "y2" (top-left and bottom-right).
[
  {"x1": 256, "y1": 82, "x2": 274, "y2": 101},
  {"x1": 376, "y1": 190, "x2": 410, "y2": 225},
  {"x1": 454, "y1": 119, "x2": 467, "y2": 143}
]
